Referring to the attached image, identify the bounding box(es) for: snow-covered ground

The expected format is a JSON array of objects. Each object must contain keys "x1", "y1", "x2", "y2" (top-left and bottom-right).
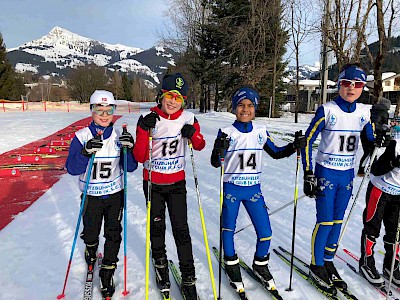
[{"x1": 0, "y1": 108, "x2": 389, "y2": 299}]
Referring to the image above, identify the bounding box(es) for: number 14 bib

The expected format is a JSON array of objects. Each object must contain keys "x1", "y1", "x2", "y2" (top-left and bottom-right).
[{"x1": 222, "y1": 124, "x2": 267, "y2": 186}]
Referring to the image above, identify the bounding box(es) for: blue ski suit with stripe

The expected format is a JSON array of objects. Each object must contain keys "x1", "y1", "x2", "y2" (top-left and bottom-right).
[
  {"x1": 211, "y1": 120, "x2": 297, "y2": 259},
  {"x1": 302, "y1": 96, "x2": 375, "y2": 266}
]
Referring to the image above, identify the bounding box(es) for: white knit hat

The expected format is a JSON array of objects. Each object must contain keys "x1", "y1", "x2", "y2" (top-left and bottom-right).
[{"x1": 89, "y1": 90, "x2": 116, "y2": 106}]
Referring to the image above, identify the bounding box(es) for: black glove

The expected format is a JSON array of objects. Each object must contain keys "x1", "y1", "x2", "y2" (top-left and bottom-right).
[
  {"x1": 82, "y1": 136, "x2": 103, "y2": 156},
  {"x1": 375, "y1": 125, "x2": 391, "y2": 148},
  {"x1": 119, "y1": 130, "x2": 135, "y2": 149},
  {"x1": 181, "y1": 124, "x2": 196, "y2": 139},
  {"x1": 392, "y1": 155, "x2": 400, "y2": 168},
  {"x1": 303, "y1": 170, "x2": 317, "y2": 198},
  {"x1": 293, "y1": 130, "x2": 306, "y2": 149},
  {"x1": 213, "y1": 132, "x2": 230, "y2": 156},
  {"x1": 139, "y1": 112, "x2": 160, "y2": 131}
]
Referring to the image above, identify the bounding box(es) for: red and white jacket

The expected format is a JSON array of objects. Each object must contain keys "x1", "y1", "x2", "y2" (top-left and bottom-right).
[{"x1": 133, "y1": 105, "x2": 205, "y2": 184}]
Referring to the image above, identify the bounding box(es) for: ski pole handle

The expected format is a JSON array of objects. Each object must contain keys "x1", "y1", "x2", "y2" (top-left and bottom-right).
[{"x1": 122, "y1": 123, "x2": 128, "y2": 134}]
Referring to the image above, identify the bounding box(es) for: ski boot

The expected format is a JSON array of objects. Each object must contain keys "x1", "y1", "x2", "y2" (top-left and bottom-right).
[
  {"x1": 252, "y1": 254, "x2": 278, "y2": 291},
  {"x1": 309, "y1": 263, "x2": 337, "y2": 296},
  {"x1": 84, "y1": 242, "x2": 98, "y2": 266},
  {"x1": 100, "y1": 263, "x2": 116, "y2": 299},
  {"x1": 181, "y1": 275, "x2": 198, "y2": 300},
  {"x1": 154, "y1": 257, "x2": 171, "y2": 295},
  {"x1": 325, "y1": 260, "x2": 348, "y2": 290},
  {"x1": 224, "y1": 254, "x2": 246, "y2": 295},
  {"x1": 359, "y1": 234, "x2": 384, "y2": 287}
]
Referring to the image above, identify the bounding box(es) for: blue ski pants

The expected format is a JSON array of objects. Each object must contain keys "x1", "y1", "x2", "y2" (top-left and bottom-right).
[
  {"x1": 222, "y1": 182, "x2": 272, "y2": 258},
  {"x1": 311, "y1": 164, "x2": 354, "y2": 266}
]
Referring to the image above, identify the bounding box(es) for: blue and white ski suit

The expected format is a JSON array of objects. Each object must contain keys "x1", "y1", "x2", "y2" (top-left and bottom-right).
[
  {"x1": 212, "y1": 120, "x2": 296, "y2": 258},
  {"x1": 302, "y1": 97, "x2": 375, "y2": 266}
]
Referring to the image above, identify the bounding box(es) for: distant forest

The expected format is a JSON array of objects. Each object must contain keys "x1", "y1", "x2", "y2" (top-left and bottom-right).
[{"x1": 321, "y1": 36, "x2": 400, "y2": 80}]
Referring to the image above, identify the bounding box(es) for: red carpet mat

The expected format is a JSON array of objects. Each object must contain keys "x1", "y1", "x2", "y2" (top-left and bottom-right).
[{"x1": 0, "y1": 116, "x2": 121, "y2": 230}]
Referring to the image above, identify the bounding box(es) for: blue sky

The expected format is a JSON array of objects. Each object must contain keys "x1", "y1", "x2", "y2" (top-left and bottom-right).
[
  {"x1": 0, "y1": 0, "x2": 322, "y2": 66},
  {"x1": 0, "y1": 0, "x2": 168, "y2": 50}
]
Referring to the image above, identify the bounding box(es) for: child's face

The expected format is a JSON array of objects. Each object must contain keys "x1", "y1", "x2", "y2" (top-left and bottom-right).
[
  {"x1": 92, "y1": 104, "x2": 114, "y2": 127},
  {"x1": 235, "y1": 99, "x2": 255, "y2": 122},
  {"x1": 161, "y1": 92, "x2": 183, "y2": 115},
  {"x1": 338, "y1": 79, "x2": 364, "y2": 103}
]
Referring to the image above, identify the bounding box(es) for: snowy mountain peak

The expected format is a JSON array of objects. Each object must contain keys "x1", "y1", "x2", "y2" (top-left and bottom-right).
[
  {"x1": 21, "y1": 26, "x2": 92, "y2": 56},
  {"x1": 7, "y1": 26, "x2": 179, "y2": 86}
]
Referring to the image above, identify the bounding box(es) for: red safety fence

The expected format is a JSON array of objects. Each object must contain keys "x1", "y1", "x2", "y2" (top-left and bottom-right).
[
  {"x1": 0, "y1": 99, "x2": 142, "y2": 113},
  {"x1": 0, "y1": 115, "x2": 122, "y2": 231}
]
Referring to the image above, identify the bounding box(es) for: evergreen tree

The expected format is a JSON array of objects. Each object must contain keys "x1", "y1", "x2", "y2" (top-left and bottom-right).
[
  {"x1": 193, "y1": 0, "x2": 288, "y2": 116},
  {"x1": 121, "y1": 74, "x2": 132, "y2": 101},
  {"x1": 0, "y1": 32, "x2": 26, "y2": 100}
]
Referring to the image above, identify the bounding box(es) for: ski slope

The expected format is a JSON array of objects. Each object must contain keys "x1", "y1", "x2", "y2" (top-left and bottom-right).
[{"x1": 0, "y1": 107, "x2": 389, "y2": 300}]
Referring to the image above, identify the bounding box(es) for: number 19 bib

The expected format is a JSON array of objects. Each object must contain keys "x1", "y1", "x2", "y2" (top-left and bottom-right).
[{"x1": 143, "y1": 111, "x2": 195, "y2": 174}]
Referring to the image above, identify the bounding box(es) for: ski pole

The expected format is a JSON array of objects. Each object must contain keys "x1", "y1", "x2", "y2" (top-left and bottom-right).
[
  {"x1": 145, "y1": 130, "x2": 153, "y2": 300},
  {"x1": 188, "y1": 141, "x2": 218, "y2": 300},
  {"x1": 337, "y1": 146, "x2": 379, "y2": 248},
  {"x1": 57, "y1": 131, "x2": 101, "y2": 299},
  {"x1": 234, "y1": 194, "x2": 306, "y2": 234},
  {"x1": 386, "y1": 210, "x2": 400, "y2": 300},
  {"x1": 122, "y1": 124, "x2": 129, "y2": 297},
  {"x1": 218, "y1": 154, "x2": 225, "y2": 300},
  {"x1": 287, "y1": 131, "x2": 302, "y2": 291}
]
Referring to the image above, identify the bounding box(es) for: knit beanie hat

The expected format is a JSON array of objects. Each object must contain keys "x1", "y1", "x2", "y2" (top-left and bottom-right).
[
  {"x1": 232, "y1": 87, "x2": 259, "y2": 112},
  {"x1": 161, "y1": 73, "x2": 188, "y2": 97}
]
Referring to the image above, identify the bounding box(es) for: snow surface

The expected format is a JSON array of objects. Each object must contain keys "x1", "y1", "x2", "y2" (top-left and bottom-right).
[{"x1": 0, "y1": 109, "x2": 390, "y2": 299}]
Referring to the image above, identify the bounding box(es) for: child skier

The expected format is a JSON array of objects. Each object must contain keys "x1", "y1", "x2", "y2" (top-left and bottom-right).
[
  {"x1": 210, "y1": 86, "x2": 306, "y2": 296},
  {"x1": 133, "y1": 73, "x2": 205, "y2": 300},
  {"x1": 66, "y1": 90, "x2": 138, "y2": 299},
  {"x1": 301, "y1": 63, "x2": 388, "y2": 296},
  {"x1": 359, "y1": 136, "x2": 400, "y2": 287}
]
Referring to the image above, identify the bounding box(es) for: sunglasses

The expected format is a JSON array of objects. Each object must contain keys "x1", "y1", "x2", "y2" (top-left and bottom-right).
[
  {"x1": 162, "y1": 90, "x2": 186, "y2": 103},
  {"x1": 339, "y1": 79, "x2": 366, "y2": 88},
  {"x1": 92, "y1": 105, "x2": 115, "y2": 116}
]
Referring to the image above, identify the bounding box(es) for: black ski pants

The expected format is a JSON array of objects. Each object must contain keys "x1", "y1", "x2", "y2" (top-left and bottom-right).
[
  {"x1": 361, "y1": 182, "x2": 400, "y2": 265},
  {"x1": 143, "y1": 180, "x2": 195, "y2": 279},
  {"x1": 80, "y1": 190, "x2": 124, "y2": 266}
]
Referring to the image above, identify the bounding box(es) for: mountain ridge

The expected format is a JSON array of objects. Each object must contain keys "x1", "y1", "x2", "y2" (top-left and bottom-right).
[
  {"x1": 6, "y1": 26, "x2": 180, "y2": 88},
  {"x1": 6, "y1": 26, "x2": 326, "y2": 86}
]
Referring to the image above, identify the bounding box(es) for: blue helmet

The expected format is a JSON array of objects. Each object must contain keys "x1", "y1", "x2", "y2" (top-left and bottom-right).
[{"x1": 338, "y1": 65, "x2": 367, "y2": 89}]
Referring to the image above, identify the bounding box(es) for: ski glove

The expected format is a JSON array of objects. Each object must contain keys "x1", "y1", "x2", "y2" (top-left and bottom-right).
[
  {"x1": 303, "y1": 170, "x2": 317, "y2": 198},
  {"x1": 293, "y1": 130, "x2": 306, "y2": 149},
  {"x1": 213, "y1": 132, "x2": 230, "y2": 156},
  {"x1": 181, "y1": 124, "x2": 196, "y2": 139},
  {"x1": 82, "y1": 136, "x2": 103, "y2": 156},
  {"x1": 119, "y1": 131, "x2": 135, "y2": 149},
  {"x1": 139, "y1": 111, "x2": 160, "y2": 131},
  {"x1": 375, "y1": 125, "x2": 391, "y2": 148}
]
